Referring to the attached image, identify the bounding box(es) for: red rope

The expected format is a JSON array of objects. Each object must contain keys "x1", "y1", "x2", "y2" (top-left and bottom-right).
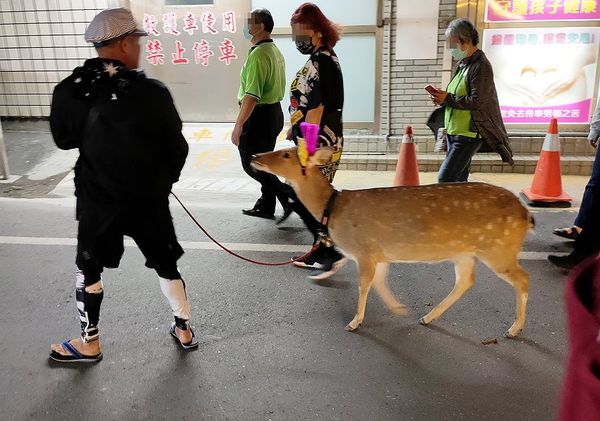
[{"x1": 171, "y1": 192, "x2": 319, "y2": 266}]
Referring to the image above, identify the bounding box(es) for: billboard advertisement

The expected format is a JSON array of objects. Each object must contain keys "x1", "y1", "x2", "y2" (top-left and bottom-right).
[
  {"x1": 486, "y1": 0, "x2": 600, "y2": 22},
  {"x1": 482, "y1": 27, "x2": 600, "y2": 124}
]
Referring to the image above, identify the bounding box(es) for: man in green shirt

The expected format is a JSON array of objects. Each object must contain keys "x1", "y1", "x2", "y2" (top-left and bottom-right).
[{"x1": 231, "y1": 8, "x2": 287, "y2": 219}]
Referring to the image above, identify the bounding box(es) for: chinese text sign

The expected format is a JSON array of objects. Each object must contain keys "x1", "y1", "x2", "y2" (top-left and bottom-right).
[{"x1": 482, "y1": 27, "x2": 600, "y2": 124}]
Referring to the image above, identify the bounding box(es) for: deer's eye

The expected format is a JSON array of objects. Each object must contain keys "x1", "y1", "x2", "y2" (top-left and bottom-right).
[{"x1": 283, "y1": 152, "x2": 291, "y2": 159}]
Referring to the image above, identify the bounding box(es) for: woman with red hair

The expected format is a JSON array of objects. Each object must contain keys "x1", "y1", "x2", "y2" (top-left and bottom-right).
[{"x1": 284, "y1": 3, "x2": 347, "y2": 279}]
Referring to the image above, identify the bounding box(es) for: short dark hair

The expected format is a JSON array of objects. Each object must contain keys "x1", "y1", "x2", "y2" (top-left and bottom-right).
[{"x1": 251, "y1": 8, "x2": 274, "y2": 33}]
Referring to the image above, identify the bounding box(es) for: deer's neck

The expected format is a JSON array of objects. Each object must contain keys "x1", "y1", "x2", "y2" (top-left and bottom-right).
[{"x1": 292, "y1": 169, "x2": 335, "y2": 221}]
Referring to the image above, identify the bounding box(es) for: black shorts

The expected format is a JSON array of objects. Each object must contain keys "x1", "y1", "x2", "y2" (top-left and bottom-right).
[{"x1": 76, "y1": 199, "x2": 184, "y2": 283}]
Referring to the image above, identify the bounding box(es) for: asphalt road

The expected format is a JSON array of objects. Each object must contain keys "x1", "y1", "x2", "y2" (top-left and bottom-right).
[
  {"x1": 0, "y1": 122, "x2": 585, "y2": 420},
  {"x1": 0, "y1": 194, "x2": 578, "y2": 421}
]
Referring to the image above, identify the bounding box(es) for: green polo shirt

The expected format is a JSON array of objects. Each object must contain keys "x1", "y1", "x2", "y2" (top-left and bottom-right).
[
  {"x1": 445, "y1": 67, "x2": 478, "y2": 138},
  {"x1": 237, "y1": 39, "x2": 285, "y2": 105}
]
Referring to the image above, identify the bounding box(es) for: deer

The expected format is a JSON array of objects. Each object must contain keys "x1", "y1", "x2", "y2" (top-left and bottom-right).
[{"x1": 251, "y1": 146, "x2": 533, "y2": 338}]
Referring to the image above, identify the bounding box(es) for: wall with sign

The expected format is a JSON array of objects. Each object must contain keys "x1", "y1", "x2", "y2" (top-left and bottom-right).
[
  {"x1": 482, "y1": 0, "x2": 600, "y2": 126},
  {"x1": 129, "y1": 0, "x2": 378, "y2": 124},
  {"x1": 482, "y1": 27, "x2": 600, "y2": 124},
  {"x1": 0, "y1": 0, "x2": 379, "y2": 126},
  {"x1": 130, "y1": 0, "x2": 250, "y2": 122},
  {"x1": 486, "y1": 0, "x2": 600, "y2": 22}
]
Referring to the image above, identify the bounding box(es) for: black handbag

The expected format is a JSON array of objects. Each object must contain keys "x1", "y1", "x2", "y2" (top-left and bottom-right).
[{"x1": 426, "y1": 106, "x2": 445, "y2": 136}]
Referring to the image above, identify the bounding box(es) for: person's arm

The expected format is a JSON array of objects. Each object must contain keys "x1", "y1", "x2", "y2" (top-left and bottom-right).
[
  {"x1": 49, "y1": 79, "x2": 89, "y2": 150},
  {"x1": 304, "y1": 54, "x2": 329, "y2": 126},
  {"x1": 589, "y1": 100, "x2": 600, "y2": 148},
  {"x1": 231, "y1": 53, "x2": 265, "y2": 146},
  {"x1": 231, "y1": 95, "x2": 257, "y2": 146},
  {"x1": 157, "y1": 85, "x2": 188, "y2": 183},
  {"x1": 437, "y1": 61, "x2": 494, "y2": 111}
]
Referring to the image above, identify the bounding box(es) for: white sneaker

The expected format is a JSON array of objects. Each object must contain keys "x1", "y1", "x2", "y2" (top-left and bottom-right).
[{"x1": 308, "y1": 257, "x2": 349, "y2": 280}]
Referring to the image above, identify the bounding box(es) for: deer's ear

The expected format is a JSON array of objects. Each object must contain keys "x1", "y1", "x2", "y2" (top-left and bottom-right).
[{"x1": 307, "y1": 147, "x2": 335, "y2": 167}]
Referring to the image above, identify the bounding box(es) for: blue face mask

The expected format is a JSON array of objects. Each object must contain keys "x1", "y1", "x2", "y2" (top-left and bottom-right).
[
  {"x1": 243, "y1": 24, "x2": 253, "y2": 40},
  {"x1": 451, "y1": 47, "x2": 467, "y2": 61}
]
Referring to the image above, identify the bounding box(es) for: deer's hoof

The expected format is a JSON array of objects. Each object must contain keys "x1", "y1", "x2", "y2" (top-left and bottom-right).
[
  {"x1": 504, "y1": 328, "x2": 521, "y2": 338},
  {"x1": 345, "y1": 322, "x2": 360, "y2": 332},
  {"x1": 418, "y1": 316, "x2": 431, "y2": 325}
]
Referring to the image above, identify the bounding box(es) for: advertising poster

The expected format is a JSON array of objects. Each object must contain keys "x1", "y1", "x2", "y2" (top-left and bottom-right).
[
  {"x1": 482, "y1": 27, "x2": 600, "y2": 124},
  {"x1": 486, "y1": 0, "x2": 600, "y2": 22}
]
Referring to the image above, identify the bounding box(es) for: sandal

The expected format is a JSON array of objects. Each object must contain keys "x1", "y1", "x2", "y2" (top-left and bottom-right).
[
  {"x1": 170, "y1": 324, "x2": 199, "y2": 350},
  {"x1": 553, "y1": 226, "x2": 581, "y2": 240},
  {"x1": 49, "y1": 340, "x2": 103, "y2": 363}
]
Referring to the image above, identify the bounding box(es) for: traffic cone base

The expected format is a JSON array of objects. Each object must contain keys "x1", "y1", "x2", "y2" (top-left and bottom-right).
[
  {"x1": 519, "y1": 191, "x2": 572, "y2": 208},
  {"x1": 520, "y1": 188, "x2": 572, "y2": 203},
  {"x1": 521, "y1": 118, "x2": 571, "y2": 207}
]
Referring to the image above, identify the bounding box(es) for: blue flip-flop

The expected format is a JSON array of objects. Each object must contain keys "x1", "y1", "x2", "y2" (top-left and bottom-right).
[
  {"x1": 170, "y1": 324, "x2": 199, "y2": 350},
  {"x1": 49, "y1": 340, "x2": 103, "y2": 363}
]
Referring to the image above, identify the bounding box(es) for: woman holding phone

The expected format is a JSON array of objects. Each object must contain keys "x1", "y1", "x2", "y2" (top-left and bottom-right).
[{"x1": 428, "y1": 18, "x2": 513, "y2": 182}]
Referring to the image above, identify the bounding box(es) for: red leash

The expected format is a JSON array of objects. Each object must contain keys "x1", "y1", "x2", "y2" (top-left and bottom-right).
[{"x1": 171, "y1": 192, "x2": 319, "y2": 266}]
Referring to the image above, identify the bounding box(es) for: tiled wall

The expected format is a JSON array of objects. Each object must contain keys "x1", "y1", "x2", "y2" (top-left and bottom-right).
[
  {"x1": 380, "y1": 0, "x2": 456, "y2": 141},
  {"x1": 0, "y1": 0, "x2": 123, "y2": 117}
]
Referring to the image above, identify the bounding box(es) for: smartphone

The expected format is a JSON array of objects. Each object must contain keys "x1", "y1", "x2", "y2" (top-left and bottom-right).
[{"x1": 424, "y1": 85, "x2": 439, "y2": 95}]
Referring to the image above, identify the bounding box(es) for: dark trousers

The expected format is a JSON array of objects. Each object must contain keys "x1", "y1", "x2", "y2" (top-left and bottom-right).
[
  {"x1": 574, "y1": 177, "x2": 600, "y2": 258},
  {"x1": 238, "y1": 103, "x2": 285, "y2": 213},
  {"x1": 438, "y1": 135, "x2": 483, "y2": 182},
  {"x1": 575, "y1": 144, "x2": 600, "y2": 228}
]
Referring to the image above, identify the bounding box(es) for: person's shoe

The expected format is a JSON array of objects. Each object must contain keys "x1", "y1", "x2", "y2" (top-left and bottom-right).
[
  {"x1": 552, "y1": 226, "x2": 582, "y2": 240},
  {"x1": 308, "y1": 255, "x2": 349, "y2": 280},
  {"x1": 292, "y1": 247, "x2": 327, "y2": 269},
  {"x1": 242, "y1": 207, "x2": 275, "y2": 219},
  {"x1": 276, "y1": 201, "x2": 294, "y2": 225},
  {"x1": 547, "y1": 253, "x2": 585, "y2": 270}
]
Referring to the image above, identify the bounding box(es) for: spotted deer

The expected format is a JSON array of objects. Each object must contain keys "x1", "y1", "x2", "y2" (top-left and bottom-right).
[{"x1": 251, "y1": 147, "x2": 533, "y2": 337}]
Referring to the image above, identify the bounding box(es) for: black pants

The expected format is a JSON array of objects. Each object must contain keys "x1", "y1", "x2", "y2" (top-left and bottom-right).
[
  {"x1": 76, "y1": 199, "x2": 183, "y2": 282},
  {"x1": 574, "y1": 179, "x2": 600, "y2": 258},
  {"x1": 238, "y1": 103, "x2": 286, "y2": 214},
  {"x1": 74, "y1": 198, "x2": 184, "y2": 341}
]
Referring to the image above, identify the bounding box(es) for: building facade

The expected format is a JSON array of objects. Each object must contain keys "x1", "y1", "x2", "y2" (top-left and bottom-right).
[{"x1": 0, "y1": 0, "x2": 598, "y2": 173}]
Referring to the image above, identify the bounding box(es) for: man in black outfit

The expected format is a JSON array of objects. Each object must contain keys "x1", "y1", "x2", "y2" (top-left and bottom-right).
[
  {"x1": 49, "y1": 8, "x2": 197, "y2": 363},
  {"x1": 231, "y1": 9, "x2": 288, "y2": 219},
  {"x1": 548, "y1": 187, "x2": 600, "y2": 270},
  {"x1": 548, "y1": 101, "x2": 600, "y2": 270}
]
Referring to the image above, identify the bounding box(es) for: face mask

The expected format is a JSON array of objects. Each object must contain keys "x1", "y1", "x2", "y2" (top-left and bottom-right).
[
  {"x1": 243, "y1": 25, "x2": 253, "y2": 40},
  {"x1": 451, "y1": 47, "x2": 467, "y2": 61},
  {"x1": 295, "y1": 37, "x2": 314, "y2": 55}
]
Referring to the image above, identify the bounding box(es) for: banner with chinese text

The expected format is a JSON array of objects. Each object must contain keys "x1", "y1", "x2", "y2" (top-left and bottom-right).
[
  {"x1": 486, "y1": 0, "x2": 600, "y2": 22},
  {"x1": 482, "y1": 27, "x2": 600, "y2": 124},
  {"x1": 131, "y1": 1, "x2": 250, "y2": 122}
]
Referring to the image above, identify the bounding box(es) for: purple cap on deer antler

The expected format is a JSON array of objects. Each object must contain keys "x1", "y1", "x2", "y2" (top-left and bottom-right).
[{"x1": 300, "y1": 122, "x2": 319, "y2": 155}]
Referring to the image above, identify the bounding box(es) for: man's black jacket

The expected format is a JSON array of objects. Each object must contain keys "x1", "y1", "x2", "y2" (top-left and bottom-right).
[{"x1": 50, "y1": 58, "x2": 188, "y2": 205}]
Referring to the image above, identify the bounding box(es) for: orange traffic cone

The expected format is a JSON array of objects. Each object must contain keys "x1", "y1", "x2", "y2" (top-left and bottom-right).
[
  {"x1": 393, "y1": 125, "x2": 420, "y2": 186},
  {"x1": 520, "y1": 118, "x2": 572, "y2": 207}
]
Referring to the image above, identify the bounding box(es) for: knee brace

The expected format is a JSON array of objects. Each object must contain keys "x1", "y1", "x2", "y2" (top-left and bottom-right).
[
  {"x1": 75, "y1": 270, "x2": 104, "y2": 343},
  {"x1": 159, "y1": 277, "x2": 191, "y2": 330}
]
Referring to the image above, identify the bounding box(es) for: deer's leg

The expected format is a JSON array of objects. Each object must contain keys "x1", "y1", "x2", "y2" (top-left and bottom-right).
[
  {"x1": 372, "y1": 263, "x2": 408, "y2": 316},
  {"x1": 480, "y1": 254, "x2": 529, "y2": 338},
  {"x1": 419, "y1": 256, "x2": 476, "y2": 325},
  {"x1": 345, "y1": 260, "x2": 377, "y2": 331}
]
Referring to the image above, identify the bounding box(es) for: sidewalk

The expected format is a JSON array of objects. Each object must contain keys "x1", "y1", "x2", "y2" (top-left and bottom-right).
[
  {"x1": 335, "y1": 171, "x2": 588, "y2": 209},
  {"x1": 0, "y1": 120, "x2": 590, "y2": 209}
]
